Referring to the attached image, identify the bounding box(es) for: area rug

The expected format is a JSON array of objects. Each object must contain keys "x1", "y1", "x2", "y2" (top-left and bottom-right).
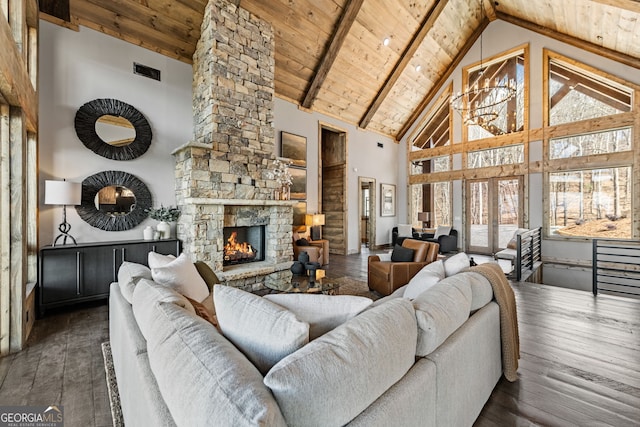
[
  {"x1": 101, "y1": 342, "x2": 124, "y2": 427},
  {"x1": 332, "y1": 276, "x2": 379, "y2": 300}
]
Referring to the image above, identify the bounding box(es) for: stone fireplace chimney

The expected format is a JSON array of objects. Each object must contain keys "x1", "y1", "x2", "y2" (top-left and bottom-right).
[{"x1": 173, "y1": 0, "x2": 294, "y2": 291}]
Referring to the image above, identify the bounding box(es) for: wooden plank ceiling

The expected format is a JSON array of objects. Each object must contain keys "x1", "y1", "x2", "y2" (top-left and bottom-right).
[{"x1": 46, "y1": 0, "x2": 640, "y2": 140}]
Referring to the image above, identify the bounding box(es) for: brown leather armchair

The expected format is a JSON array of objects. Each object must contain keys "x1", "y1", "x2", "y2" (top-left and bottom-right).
[
  {"x1": 367, "y1": 239, "x2": 439, "y2": 296},
  {"x1": 292, "y1": 232, "x2": 325, "y2": 265}
]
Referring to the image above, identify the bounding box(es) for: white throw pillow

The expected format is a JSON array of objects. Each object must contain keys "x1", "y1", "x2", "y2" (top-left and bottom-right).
[
  {"x1": 376, "y1": 252, "x2": 392, "y2": 262},
  {"x1": 213, "y1": 285, "x2": 309, "y2": 375},
  {"x1": 397, "y1": 224, "x2": 413, "y2": 237},
  {"x1": 117, "y1": 261, "x2": 152, "y2": 304},
  {"x1": 148, "y1": 252, "x2": 176, "y2": 269},
  {"x1": 433, "y1": 225, "x2": 452, "y2": 239},
  {"x1": 444, "y1": 252, "x2": 470, "y2": 277},
  {"x1": 404, "y1": 267, "x2": 443, "y2": 300},
  {"x1": 150, "y1": 253, "x2": 210, "y2": 302},
  {"x1": 264, "y1": 294, "x2": 373, "y2": 340}
]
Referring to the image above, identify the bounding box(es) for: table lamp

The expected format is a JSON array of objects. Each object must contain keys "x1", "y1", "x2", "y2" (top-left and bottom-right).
[
  {"x1": 45, "y1": 179, "x2": 82, "y2": 246},
  {"x1": 418, "y1": 212, "x2": 430, "y2": 229},
  {"x1": 309, "y1": 213, "x2": 325, "y2": 241}
]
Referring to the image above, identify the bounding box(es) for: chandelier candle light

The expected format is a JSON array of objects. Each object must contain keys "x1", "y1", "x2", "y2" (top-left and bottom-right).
[{"x1": 450, "y1": 0, "x2": 516, "y2": 132}]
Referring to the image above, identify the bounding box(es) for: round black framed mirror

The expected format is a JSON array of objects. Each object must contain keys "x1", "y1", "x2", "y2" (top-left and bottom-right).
[
  {"x1": 75, "y1": 99, "x2": 152, "y2": 160},
  {"x1": 76, "y1": 171, "x2": 152, "y2": 231}
]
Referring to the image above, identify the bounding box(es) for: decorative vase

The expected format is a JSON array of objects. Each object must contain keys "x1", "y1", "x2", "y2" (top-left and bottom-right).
[
  {"x1": 143, "y1": 226, "x2": 154, "y2": 241},
  {"x1": 280, "y1": 184, "x2": 290, "y2": 200},
  {"x1": 290, "y1": 261, "x2": 305, "y2": 275},
  {"x1": 156, "y1": 221, "x2": 170, "y2": 239},
  {"x1": 305, "y1": 262, "x2": 321, "y2": 284},
  {"x1": 298, "y1": 251, "x2": 310, "y2": 265}
]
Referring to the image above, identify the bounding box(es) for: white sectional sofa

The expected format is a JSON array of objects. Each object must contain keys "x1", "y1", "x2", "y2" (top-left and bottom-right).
[{"x1": 109, "y1": 260, "x2": 508, "y2": 427}]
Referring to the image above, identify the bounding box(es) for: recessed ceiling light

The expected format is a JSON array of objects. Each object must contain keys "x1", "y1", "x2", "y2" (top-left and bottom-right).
[
  {"x1": 415, "y1": 65, "x2": 422, "y2": 72},
  {"x1": 383, "y1": 37, "x2": 390, "y2": 46}
]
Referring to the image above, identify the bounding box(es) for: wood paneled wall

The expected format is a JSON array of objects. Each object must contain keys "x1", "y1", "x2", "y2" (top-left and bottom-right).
[{"x1": 0, "y1": 0, "x2": 39, "y2": 354}]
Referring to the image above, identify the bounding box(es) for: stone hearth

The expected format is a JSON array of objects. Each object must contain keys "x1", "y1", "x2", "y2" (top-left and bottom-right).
[{"x1": 173, "y1": 0, "x2": 293, "y2": 291}]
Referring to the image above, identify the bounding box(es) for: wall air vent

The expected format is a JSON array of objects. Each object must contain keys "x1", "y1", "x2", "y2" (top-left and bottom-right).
[
  {"x1": 133, "y1": 63, "x2": 161, "y2": 81},
  {"x1": 377, "y1": 142, "x2": 384, "y2": 148}
]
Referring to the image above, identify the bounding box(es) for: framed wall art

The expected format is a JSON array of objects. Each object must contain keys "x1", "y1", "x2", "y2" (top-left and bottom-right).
[
  {"x1": 381, "y1": 183, "x2": 396, "y2": 217},
  {"x1": 281, "y1": 131, "x2": 307, "y2": 167},
  {"x1": 289, "y1": 166, "x2": 307, "y2": 200}
]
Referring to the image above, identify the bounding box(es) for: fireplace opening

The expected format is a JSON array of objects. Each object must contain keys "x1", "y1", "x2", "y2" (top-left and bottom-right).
[{"x1": 223, "y1": 226, "x2": 266, "y2": 266}]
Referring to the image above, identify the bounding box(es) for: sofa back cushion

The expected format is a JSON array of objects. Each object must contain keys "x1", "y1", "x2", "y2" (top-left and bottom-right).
[
  {"x1": 263, "y1": 294, "x2": 372, "y2": 340},
  {"x1": 117, "y1": 262, "x2": 152, "y2": 304},
  {"x1": 444, "y1": 252, "x2": 470, "y2": 276},
  {"x1": 140, "y1": 294, "x2": 287, "y2": 426},
  {"x1": 214, "y1": 285, "x2": 310, "y2": 375},
  {"x1": 264, "y1": 298, "x2": 417, "y2": 427},
  {"x1": 413, "y1": 279, "x2": 472, "y2": 357},
  {"x1": 449, "y1": 271, "x2": 494, "y2": 312}
]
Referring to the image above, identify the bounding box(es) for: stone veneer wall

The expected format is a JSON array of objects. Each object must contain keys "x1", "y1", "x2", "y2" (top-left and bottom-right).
[
  {"x1": 184, "y1": 0, "x2": 277, "y2": 201},
  {"x1": 174, "y1": 0, "x2": 292, "y2": 291}
]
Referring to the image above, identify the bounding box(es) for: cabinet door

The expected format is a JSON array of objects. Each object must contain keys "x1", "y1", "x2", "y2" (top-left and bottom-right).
[
  {"x1": 118, "y1": 242, "x2": 149, "y2": 266},
  {"x1": 148, "y1": 240, "x2": 181, "y2": 257},
  {"x1": 81, "y1": 246, "x2": 117, "y2": 297},
  {"x1": 40, "y1": 249, "x2": 81, "y2": 304}
]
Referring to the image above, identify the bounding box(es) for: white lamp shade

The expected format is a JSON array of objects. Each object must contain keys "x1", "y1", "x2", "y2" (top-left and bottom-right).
[
  {"x1": 312, "y1": 214, "x2": 325, "y2": 226},
  {"x1": 45, "y1": 180, "x2": 82, "y2": 206}
]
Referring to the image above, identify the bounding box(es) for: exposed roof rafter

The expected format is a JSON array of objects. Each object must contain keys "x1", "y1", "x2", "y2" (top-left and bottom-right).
[
  {"x1": 359, "y1": 0, "x2": 450, "y2": 130},
  {"x1": 589, "y1": 0, "x2": 640, "y2": 14},
  {"x1": 301, "y1": 0, "x2": 365, "y2": 109},
  {"x1": 397, "y1": 19, "x2": 489, "y2": 140},
  {"x1": 497, "y1": 11, "x2": 640, "y2": 70}
]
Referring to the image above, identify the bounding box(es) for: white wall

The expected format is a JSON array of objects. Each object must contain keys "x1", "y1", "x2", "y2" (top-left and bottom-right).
[
  {"x1": 39, "y1": 21, "x2": 193, "y2": 245},
  {"x1": 400, "y1": 19, "x2": 640, "y2": 290},
  {"x1": 274, "y1": 98, "x2": 398, "y2": 254}
]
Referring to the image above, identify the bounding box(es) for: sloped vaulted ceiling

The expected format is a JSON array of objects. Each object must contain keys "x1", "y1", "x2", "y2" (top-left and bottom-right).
[{"x1": 50, "y1": 0, "x2": 640, "y2": 140}]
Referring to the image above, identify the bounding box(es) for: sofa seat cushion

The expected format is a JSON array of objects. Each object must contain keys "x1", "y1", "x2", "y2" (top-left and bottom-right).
[
  {"x1": 118, "y1": 261, "x2": 152, "y2": 304},
  {"x1": 142, "y1": 295, "x2": 287, "y2": 427},
  {"x1": 264, "y1": 294, "x2": 373, "y2": 340},
  {"x1": 264, "y1": 298, "x2": 417, "y2": 427},
  {"x1": 214, "y1": 285, "x2": 310, "y2": 375},
  {"x1": 413, "y1": 279, "x2": 472, "y2": 357}
]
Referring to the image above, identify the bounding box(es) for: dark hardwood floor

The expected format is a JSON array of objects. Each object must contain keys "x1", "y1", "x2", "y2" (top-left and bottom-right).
[{"x1": 1, "y1": 248, "x2": 638, "y2": 426}]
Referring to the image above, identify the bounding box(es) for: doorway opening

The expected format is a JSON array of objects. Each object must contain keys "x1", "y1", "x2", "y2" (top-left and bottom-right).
[
  {"x1": 465, "y1": 176, "x2": 523, "y2": 255},
  {"x1": 358, "y1": 177, "x2": 376, "y2": 252},
  {"x1": 319, "y1": 123, "x2": 347, "y2": 255}
]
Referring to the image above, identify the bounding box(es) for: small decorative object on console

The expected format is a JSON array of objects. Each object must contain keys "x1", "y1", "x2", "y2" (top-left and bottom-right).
[{"x1": 146, "y1": 205, "x2": 181, "y2": 239}]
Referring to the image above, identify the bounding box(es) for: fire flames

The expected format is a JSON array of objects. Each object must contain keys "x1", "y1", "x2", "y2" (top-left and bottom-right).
[{"x1": 224, "y1": 231, "x2": 257, "y2": 263}]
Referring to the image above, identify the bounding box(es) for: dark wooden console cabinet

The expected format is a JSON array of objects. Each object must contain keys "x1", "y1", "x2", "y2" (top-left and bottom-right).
[{"x1": 38, "y1": 239, "x2": 180, "y2": 316}]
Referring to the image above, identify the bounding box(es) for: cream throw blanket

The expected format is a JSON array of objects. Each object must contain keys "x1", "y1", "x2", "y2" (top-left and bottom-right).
[{"x1": 471, "y1": 263, "x2": 520, "y2": 382}]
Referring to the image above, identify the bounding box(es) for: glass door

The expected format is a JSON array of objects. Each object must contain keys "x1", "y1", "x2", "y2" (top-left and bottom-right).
[{"x1": 466, "y1": 177, "x2": 522, "y2": 254}]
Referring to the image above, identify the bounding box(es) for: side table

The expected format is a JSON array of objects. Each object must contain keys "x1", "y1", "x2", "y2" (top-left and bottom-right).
[{"x1": 310, "y1": 239, "x2": 329, "y2": 265}]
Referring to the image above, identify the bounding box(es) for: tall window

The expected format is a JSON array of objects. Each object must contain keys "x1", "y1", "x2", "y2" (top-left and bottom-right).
[
  {"x1": 410, "y1": 88, "x2": 453, "y2": 227},
  {"x1": 544, "y1": 51, "x2": 635, "y2": 239},
  {"x1": 465, "y1": 49, "x2": 526, "y2": 140}
]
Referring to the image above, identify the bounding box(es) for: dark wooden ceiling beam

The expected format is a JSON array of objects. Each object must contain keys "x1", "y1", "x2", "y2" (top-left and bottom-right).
[
  {"x1": 397, "y1": 19, "x2": 489, "y2": 141},
  {"x1": 359, "y1": 0, "x2": 450, "y2": 130},
  {"x1": 301, "y1": 0, "x2": 364, "y2": 109},
  {"x1": 497, "y1": 11, "x2": 640, "y2": 70}
]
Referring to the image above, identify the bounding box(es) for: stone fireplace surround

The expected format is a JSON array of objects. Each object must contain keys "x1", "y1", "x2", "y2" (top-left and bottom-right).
[{"x1": 173, "y1": 0, "x2": 294, "y2": 292}]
